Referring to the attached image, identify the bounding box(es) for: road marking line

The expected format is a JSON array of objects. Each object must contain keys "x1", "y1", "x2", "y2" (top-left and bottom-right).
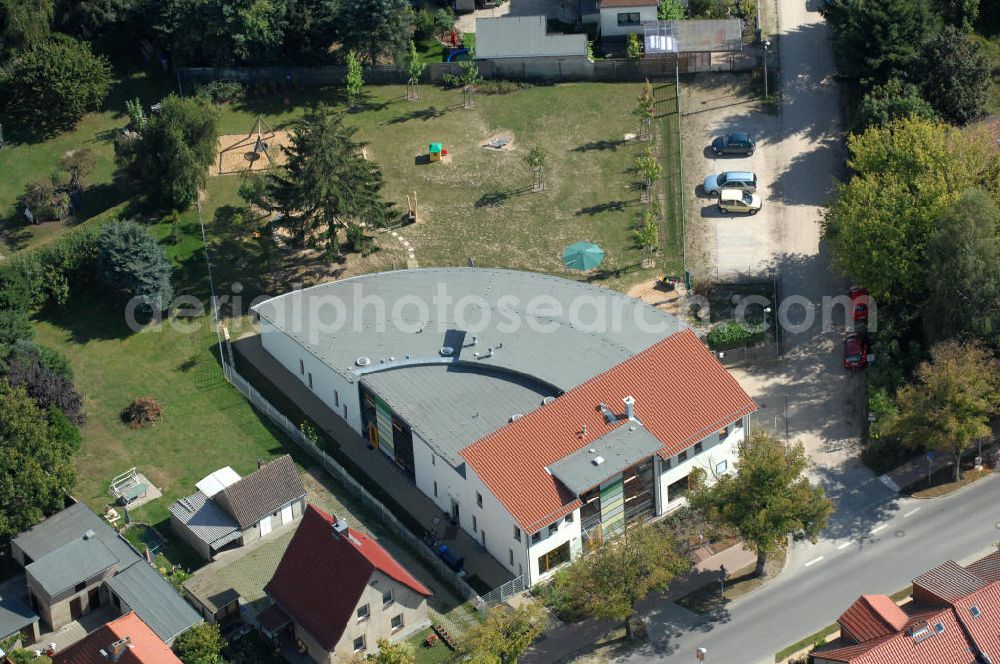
[
  {"x1": 805, "y1": 556, "x2": 825, "y2": 567},
  {"x1": 871, "y1": 524, "x2": 887, "y2": 533},
  {"x1": 903, "y1": 508, "x2": 921, "y2": 517},
  {"x1": 837, "y1": 541, "x2": 852, "y2": 550}
]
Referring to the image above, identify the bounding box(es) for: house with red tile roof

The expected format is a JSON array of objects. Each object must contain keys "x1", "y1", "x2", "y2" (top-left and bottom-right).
[
  {"x1": 254, "y1": 269, "x2": 757, "y2": 586},
  {"x1": 262, "y1": 505, "x2": 431, "y2": 664},
  {"x1": 812, "y1": 551, "x2": 1000, "y2": 664},
  {"x1": 51, "y1": 612, "x2": 181, "y2": 664}
]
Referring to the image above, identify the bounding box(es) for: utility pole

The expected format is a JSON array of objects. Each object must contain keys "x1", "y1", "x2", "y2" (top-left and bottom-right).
[{"x1": 763, "y1": 40, "x2": 771, "y2": 98}]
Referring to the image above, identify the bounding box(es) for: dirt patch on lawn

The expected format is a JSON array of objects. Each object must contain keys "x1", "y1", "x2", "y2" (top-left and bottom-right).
[
  {"x1": 214, "y1": 130, "x2": 292, "y2": 175},
  {"x1": 627, "y1": 277, "x2": 696, "y2": 320}
]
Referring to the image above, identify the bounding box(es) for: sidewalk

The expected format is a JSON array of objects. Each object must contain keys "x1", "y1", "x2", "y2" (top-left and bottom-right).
[
  {"x1": 233, "y1": 333, "x2": 514, "y2": 590},
  {"x1": 523, "y1": 543, "x2": 756, "y2": 664}
]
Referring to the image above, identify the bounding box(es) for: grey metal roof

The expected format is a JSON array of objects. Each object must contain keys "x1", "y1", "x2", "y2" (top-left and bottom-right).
[
  {"x1": 12, "y1": 502, "x2": 134, "y2": 564},
  {"x1": 167, "y1": 491, "x2": 241, "y2": 548},
  {"x1": 105, "y1": 561, "x2": 201, "y2": 644},
  {"x1": 547, "y1": 423, "x2": 663, "y2": 495},
  {"x1": 253, "y1": 269, "x2": 684, "y2": 391},
  {"x1": 362, "y1": 364, "x2": 556, "y2": 465},
  {"x1": 25, "y1": 536, "x2": 118, "y2": 596},
  {"x1": 0, "y1": 578, "x2": 37, "y2": 639},
  {"x1": 214, "y1": 455, "x2": 305, "y2": 529}
]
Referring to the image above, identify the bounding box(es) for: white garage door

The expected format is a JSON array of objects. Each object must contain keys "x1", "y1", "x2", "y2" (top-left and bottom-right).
[
  {"x1": 259, "y1": 516, "x2": 272, "y2": 537},
  {"x1": 281, "y1": 504, "x2": 293, "y2": 525}
]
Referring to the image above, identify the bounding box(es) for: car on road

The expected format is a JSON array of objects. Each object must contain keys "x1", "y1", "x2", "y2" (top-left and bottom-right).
[
  {"x1": 849, "y1": 287, "x2": 869, "y2": 322},
  {"x1": 717, "y1": 189, "x2": 762, "y2": 215},
  {"x1": 703, "y1": 171, "x2": 758, "y2": 196},
  {"x1": 711, "y1": 132, "x2": 756, "y2": 156},
  {"x1": 843, "y1": 332, "x2": 870, "y2": 369}
]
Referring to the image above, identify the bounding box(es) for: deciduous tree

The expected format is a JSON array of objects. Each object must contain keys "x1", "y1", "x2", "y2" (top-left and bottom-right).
[
  {"x1": 822, "y1": 116, "x2": 1000, "y2": 306},
  {"x1": 6, "y1": 34, "x2": 112, "y2": 132},
  {"x1": 461, "y1": 604, "x2": 548, "y2": 664},
  {"x1": 688, "y1": 431, "x2": 833, "y2": 577},
  {"x1": 6, "y1": 354, "x2": 85, "y2": 425},
  {"x1": 919, "y1": 26, "x2": 990, "y2": 125},
  {"x1": 560, "y1": 525, "x2": 687, "y2": 639},
  {"x1": 334, "y1": 0, "x2": 413, "y2": 65},
  {"x1": 924, "y1": 189, "x2": 1000, "y2": 345},
  {"x1": 173, "y1": 623, "x2": 226, "y2": 664},
  {"x1": 658, "y1": 0, "x2": 685, "y2": 20},
  {"x1": 123, "y1": 95, "x2": 219, "y2": 209},
  {"x1": 1, "y1": 0, "x2": 53, "y2": 53},
  {"x1": 626, "y1": 33, "x2": 642, "y2": 61},
  {"x1": 0, "y1": 382, "x2": 79, "y2": 542},
  {"x1": 857, "y1": 78, "x2": 935, "y2": 130},
  {"x1": 345, "y1": 50, "x2": 364, "y2": 106},
  {"x1": 890, "y1": 341, "x2": 1000, "y2": 481}
]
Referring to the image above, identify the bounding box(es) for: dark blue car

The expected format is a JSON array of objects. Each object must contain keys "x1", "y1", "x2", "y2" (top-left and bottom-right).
[{"x1": 711, "y1": 132, "x2": 756, "y2": 156}]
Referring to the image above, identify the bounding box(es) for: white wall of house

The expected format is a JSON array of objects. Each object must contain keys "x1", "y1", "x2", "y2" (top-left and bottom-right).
[
  {"x1": 476, "y1": 16, "x2": 589, "y2": 59},
  {"x1": 600, "y1": 4, "x2": 657, "y2": 36},
  {"x1": 412, "y1": 433, "x2": 469, "y2": 523},
  {"x1": 259, "y1": 319, "x2": 360, "y2": 430},
  {"x1": 464, "y1": 466, "x2": 533, "y2": 581},
  {"x1": 526, "y1": 510, "x2": 582, "y2": 584},
  {"x1": 658, "y1": 417, "x2": 748, "y2": 514}
]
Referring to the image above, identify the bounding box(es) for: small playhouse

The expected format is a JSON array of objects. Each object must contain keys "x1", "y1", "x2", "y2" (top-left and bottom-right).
[{"x1": 428, "y1": 142, "x2": 449, "y2": 162}]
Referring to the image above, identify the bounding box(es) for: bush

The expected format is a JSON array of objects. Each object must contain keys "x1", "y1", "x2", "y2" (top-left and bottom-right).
[
  {"x1": 195, "y1": 80, "x2": 246, "y2": 105},
  {"x1": 6, "y1": 34, "x2": 113, "y2": 131},
  {"x1": 0, "y1": 310, "x2": 34, "y2": 347},
  {"x1": 414, "y1": 9, "x2": 435, "y2": 40},
  {"x1": 0, "y1": 339, "x2": 73, "y2": 380},
  {"x1": 18, "y1": 180, "x2": 71, "y2": 223},
  {"x1": 478, "y1": 80, "x2": 533, "y2": 95},
  {"x1": 705, "y1": 320, "x2": 765, "y2": 349},
  {"x1": 6, "y1": 355, "x2": 86, "y2": 426},
  {"x1": 121, "y1": 397, "x2": 164, "y2": 428}
]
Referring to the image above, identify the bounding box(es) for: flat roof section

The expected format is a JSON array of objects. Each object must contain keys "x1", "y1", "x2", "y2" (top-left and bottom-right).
[
  {"x1": 195, "y1": 467, "x2": 241, "y2": 498},
  {"x1": 253, "y1": 269, "x2": 685, "y2": 395},
  {"x1": 26, "y1": 537, "x2": 118, "y2": 596},
  {"x1": 547, "y1": 424, "x2": 663, "y2": 496},
  {"x1": 361, "y1": 364, "x2": 557, "y2": 466}
]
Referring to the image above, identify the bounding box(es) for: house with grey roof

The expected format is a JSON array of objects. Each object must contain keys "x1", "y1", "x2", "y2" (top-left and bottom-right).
[
  {"x1": 0, "y1": 576, "x2": 39, "y2": 647},
  {"x1": 169, "y1": 456, "x2": 306, "y2": 561},
  {"x1": 8, "y1": 502, "x2": 200, "y2": 644}
]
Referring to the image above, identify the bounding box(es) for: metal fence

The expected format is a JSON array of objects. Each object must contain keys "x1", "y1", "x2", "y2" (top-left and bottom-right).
[
  {"x1": 478, "y1": 575, "x2": 528, "y2": 608},
  {"x1": 220, "y1": 361, "x2": 496, "y2": 611}
]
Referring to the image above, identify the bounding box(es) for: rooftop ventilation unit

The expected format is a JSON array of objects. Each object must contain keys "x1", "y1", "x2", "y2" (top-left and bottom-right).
[
  {"x1": 333, "y1": 518, "x2": 349, "y2": 537},
  {"x1": 83, "y1": 529, "x2": 96, "y2": 540},
  {"x1": 623, "y1": 396, "x2": 636, "y2": 421},
  {"x1": 356, "y1": 356, "x2": 371, "y2": 367},
  {"x1": 510, "y1": 414, "x2": 524, "y2": 422},
  {"x1": 440, "y1": 346, "x2": 454, "y2": 357},
  {"x1": 543, "y1": 396, "x2": 556, "y2": 406},
  {"x1": 598, "y1": 403, "x2": 617, "y2": 423},
  {"x1": 592, "y1": 456, "x2": 605, "y2": 466}
]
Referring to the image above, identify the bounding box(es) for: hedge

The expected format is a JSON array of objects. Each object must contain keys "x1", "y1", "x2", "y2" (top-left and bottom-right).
[{"x1": 706, "y1": 320, "x2": 766, "y2": 350}]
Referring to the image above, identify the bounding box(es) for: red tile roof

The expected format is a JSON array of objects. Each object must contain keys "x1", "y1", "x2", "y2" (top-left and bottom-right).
[
  {"x1": 53, "y1": 613, "x2": 181, "y2": 664},
  {"x1": 460, "y1": 329, "x2": 757, "y2": 533},
  {"x1": 264, "y1": 505, "x2": 430, "y2": 651},
  {"x1": 814, "y1": 551, "x2": 1000, "y2": 664},
  {"x1": 913, "y1": 560, "x2": 986, "y2": 604},
  {"x1": 816, "y1": 606, "x2": 971, "y2": 664},
  {"x1": 838, "y1": 595, "x2": 909, "y2": 642}
]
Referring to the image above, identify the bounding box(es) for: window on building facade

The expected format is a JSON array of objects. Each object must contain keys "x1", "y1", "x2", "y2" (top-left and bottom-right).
[
  {"x1": 382, "y1": 588, "x2": 393, "y2": 605},
  {"x1": 514, "y1": 525, "x2": 521, "y2": 541},
  {"x1": 617, "y1": 11, "x2": 640, "y2": 25},
  {"x1": 678, "y1": 450, "x2": 688, "y2": 462},
  {"x1": 334, "y1": 390, "x2": 339, "y2": 407},
  {"x1": 548, "y1": 522, "x2": 558, "y2": 536},
  {"x1": 308, "y1": 373, "x2": 313, "y2": 389},
  {"x1": 353, "y1": 636, "x2": 366, "y2": 652},
  {"x1": 663, "y1": 456, "x2": 672, "y2": 470},
  {"x1": 473, "y1": 515, "x2": 478, "y2": 532},
  {"x1": 75, "y1": 581, "x2": 86, "y2": 593},
  {"x1": 357, "y1": 604, "x2": 369, "y2": 621},
  {"x1": 391, "y1": 614, "x2": 404, "y2": 631},
  {"x1": 433, "y1": 481, "x2": 438, "y2": 497},
  {"x1": 716, "y1": 460, "x2": 728, "y2": 475},
  {"x1": 565, "y1": 512, "x2": 574, "y2": 523},
  {"x1": 539, "y1": 541, "x2": 571, "y2": 574},
  {"x1": 531, "y1": 531, "x2": 541, "y2": 544},
  {"x1": 718, "y1": 426, "x2": 729, "y2": 440},
  {"x1": 431, "y1": 454, "x2": 435, "y2": 466},
  {"x1": 694, "y1": 442, "x2": 703, "y2": 454},
  {"x1": 299, "y1": 359, "x2": 304, "y2": 374},
  {"x1": 476, "y1": 492, "x2": 483, "y2": 508},
  {"x1": 509, "y1": 549, "x2": 514, "y2": 565}
]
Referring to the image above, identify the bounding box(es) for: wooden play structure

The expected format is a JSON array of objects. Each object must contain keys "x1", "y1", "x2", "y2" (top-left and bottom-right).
[
  {"x1": 216, "y1": 116, "x2": 288, "y2": 175},
  {"x1": 428, "y1": 142, "x2": 445, "y2": 162},
  {"x1": 406, "y1": 191, "x2": 419, "y2": 224}
]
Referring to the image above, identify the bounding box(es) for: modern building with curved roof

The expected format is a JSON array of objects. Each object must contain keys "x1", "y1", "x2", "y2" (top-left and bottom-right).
[{"x1": 253, "y1": 268, "x2": 756, "y2": 586}]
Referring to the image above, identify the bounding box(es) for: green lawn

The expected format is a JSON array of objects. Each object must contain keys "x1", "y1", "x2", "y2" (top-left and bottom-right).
[
  {"x1": 0, "y1": 65, "x2": 171, "y2": 254},
  {"x1": 207, "y1": 82, "x2": 682, "y2": 291},
  {"x1": 408, "y1": 629, "x2": 457, "y2": 664}
]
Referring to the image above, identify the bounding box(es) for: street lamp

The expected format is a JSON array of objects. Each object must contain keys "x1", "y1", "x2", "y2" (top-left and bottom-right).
[{"x1": 763, "y1": 40, "x2": 771, "y2": 99}]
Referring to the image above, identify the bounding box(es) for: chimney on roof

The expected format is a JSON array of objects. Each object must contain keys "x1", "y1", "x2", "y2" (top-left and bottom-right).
[
  {"x1": 83, "y1": 529, "x2": 96, "y2": 540},
  {"x1": 597, "y1": 403, "x2": 616, "y2": 423},
  {"x1": 623, "y1": 396, "x2": 636, "y2": 421},
  {"x1": 257, "y1": 458, "x2": 265, "y2": 469},
  {"x1": 580, "y1": 424, "x2": 588, "y2": 438},
  {"x1": 106, "y1": 637, "x2": 130, "y2": 663},
  {"x1": 332, "y1": 517, "x2": 349, "y2": 538}
]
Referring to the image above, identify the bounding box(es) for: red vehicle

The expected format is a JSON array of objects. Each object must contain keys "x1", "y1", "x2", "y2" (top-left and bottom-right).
[
  {"x1": 843, "y1": 332, "x2": 869, "y2": 370},
  {"x1": 849, "y1": 287, "x2": 869, "y2": 322}
]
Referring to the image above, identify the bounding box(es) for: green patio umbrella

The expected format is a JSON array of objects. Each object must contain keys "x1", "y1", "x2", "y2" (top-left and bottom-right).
[{"x1": 562, "y1": 242, "x2": 605, "y2": 271}]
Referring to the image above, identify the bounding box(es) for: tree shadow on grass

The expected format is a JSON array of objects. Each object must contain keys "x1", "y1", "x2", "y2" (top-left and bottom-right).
[
  {"x1": 575, "y1": 200, "x2": 631, "y2": 216},
  {"x1": 572, "y1": 139, "x2": 624, "y2": 152},
  {"x1": 385, "y1": 106, "x2": 449, "y2": 125},
  {"x1": 35, "y1": 290, "x2": 137, "y2": 344}
]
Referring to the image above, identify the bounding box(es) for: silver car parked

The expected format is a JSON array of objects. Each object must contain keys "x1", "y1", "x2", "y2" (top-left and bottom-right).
[{"x1": 703, "y1": 171, "x2": 758, "y2": 196}]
